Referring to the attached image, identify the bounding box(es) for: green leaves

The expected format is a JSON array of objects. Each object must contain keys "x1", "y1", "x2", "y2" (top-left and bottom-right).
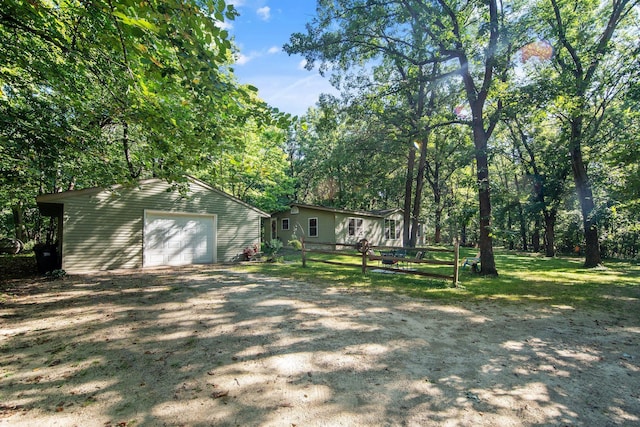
[
  {"x1": 111, "y1": 11, "x2": 158, "y2": 32},
  {"x1": 0, "y1": 0, "x2": 287, "y2": 223}
]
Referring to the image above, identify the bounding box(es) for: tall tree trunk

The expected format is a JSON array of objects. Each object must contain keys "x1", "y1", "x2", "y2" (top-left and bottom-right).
[
  {"x1": 532, "y1": 217, "x2": 541, "y2": 253},
  {"x1": 472, "y1": 122, "x2": 498, "y2": 275},
  {"x1": 11, "y1": 202, "x2": 26, "y2": 242},
  {"x1": 569, "y1": 119, "x2": 601, "y2": 267},
  {"x1": 460, "y1": 223, "x2": 467, "y2": 246},
  {"x1": 507, "y1": 209, "x2": 514, "y2": 250},
  {"x1": 410, "y1": 137, "x2": 429, "y2": 248},
  {"x1": 458, "y1": 0, "x2": 500, "y2": 276},
  {"x1": 543, "y1": 209, "x2": 557, "y2": 257},
  {"x1": 514, "y1": 174, "x2": 527, "y2": 251},
  {"x1": 122, "y1": 121, "x2": 141, "y2": 179},
  {"x1": 518, "y1": 203, "x2": 527, "y2": 251},
  {"x1": 548, "y1": 0, "x2": 630, "y2": 267},
  {"x1": 403, "y1": 144, "x2": 416, "y2": 247},
  {"x1": 434, "y1": 196, "x2": 442, "y2": 243},
  {"x1": 430, "y1": 160, "x2": 443, "y2": 244}
]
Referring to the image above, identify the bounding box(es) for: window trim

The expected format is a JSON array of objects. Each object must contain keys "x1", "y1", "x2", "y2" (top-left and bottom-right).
[
  {"x1": 385, "y1": 218, "x2": 397, "y2": 240},
  {"x1": 281, "y1": 218, "x2": 290, "y2": 231},
  {"x1": 308, "y1": 217, "x2": 319, "y2": 238},
  {"x1": 348, "y1": 217, "x2": 363, "y2": 237}
]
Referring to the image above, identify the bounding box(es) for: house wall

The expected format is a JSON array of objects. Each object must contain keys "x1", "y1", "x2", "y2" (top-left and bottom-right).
[
  {"x1": 271, "y1": 206, "x2": 336, "y2": 248},
  {"x1": 57, "y1": 180, "x2": 263, "y2": 273},
  {"x1": 333, "y1": 212, "x2": 403, "y2": 247},
  {"x1": 384, "y1": 211, "x2": 404, "y2": 247},
  {"x1": 334, "y1": 213, "x2": 382, "y2": 246},
  {"x1": 272, "y1": 206, "x2": 405, "y2": 249}
]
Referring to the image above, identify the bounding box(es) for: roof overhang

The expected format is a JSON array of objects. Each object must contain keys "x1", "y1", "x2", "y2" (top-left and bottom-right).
[
  {"x1": 35, "y1": 176, "x2": 271, "y2": 219},
  {"x1": 278, "y1": 203, "x2": 402, "y2": 219},
  {"x1": 37, "y1": 202, "x2": 64, "y2": 217}
]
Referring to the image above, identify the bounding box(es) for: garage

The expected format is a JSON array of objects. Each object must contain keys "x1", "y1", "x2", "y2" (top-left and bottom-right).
[
  {"x1": 36, "y1": 177, "x2": 268, "y2": 273},
  {"x1": 144, "y1": 211, "x2": 216, "y2": 267}
]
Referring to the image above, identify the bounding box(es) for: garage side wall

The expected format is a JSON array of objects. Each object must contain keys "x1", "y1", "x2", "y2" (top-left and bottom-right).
[{"x1": 59, "y1": 180, "x2": 263, "y2": 272}]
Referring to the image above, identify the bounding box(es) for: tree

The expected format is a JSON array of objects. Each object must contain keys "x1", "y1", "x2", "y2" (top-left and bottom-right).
[
  {"x1": 507, "y1": 117, "x2": 570, "y2": 257},
  {"x1": 500, "y1": 79, "x2": 571, "y2": 257},
  {"x1": 289, "y1": 97, "x2": 407, "y2": 211},
  {"x1": 424, "y1": 121, "x2": 474, "y2": 244},
  {"x1": 193, "y1": 119, "x2": 295, "y2": 213},
  {"x1": 286, "y1": 2, "x2": 454, "y2": 248},
  {"x1": 1, "y1": 0, "x2": 288, "y2": 241},
  {"x1": 287, "y1": 0, "x2": 532, "y2": 274},
  {"x1": 536, "y1": 0, "x2": 639, "y2": 267}
]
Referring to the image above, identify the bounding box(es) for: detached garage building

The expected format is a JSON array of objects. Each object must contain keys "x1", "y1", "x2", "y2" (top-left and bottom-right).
[{"x1": 36, "y1": 177, "x2": 269, "y2": 273}]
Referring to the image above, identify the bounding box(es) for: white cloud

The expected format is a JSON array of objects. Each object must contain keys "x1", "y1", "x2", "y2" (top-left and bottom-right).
[
  {"x1": 257, "y1": 6, "x2": 271, "y2": 21},
  {"x1": 298, "y1": 59, "x2": 308, "y2": 70},
  {"x1": 235, "y1": 46, "x2": 281, "y2": 66},
  {"x1": 235, "y1": 53, "x2": 252, "y2": 65},
  {"x1": 214, "y1": 20, "x2": 233, "y2": 31}
]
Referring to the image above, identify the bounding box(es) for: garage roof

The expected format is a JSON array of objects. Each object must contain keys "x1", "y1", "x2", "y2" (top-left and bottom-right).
[{"x1": 36, "y1": 176, "x2": 270, "y2": 218}]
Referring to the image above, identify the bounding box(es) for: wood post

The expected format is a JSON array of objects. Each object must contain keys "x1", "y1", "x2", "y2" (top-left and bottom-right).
[
  {"x1": 453, "y1": 240, "x2": 460, "y2": 287},
  {"x1": 301, "y1": 237, "x2": 306, "y2": 268},
  {"x1": 362, "y1": 249, "x2": 368, "y2": 274}
]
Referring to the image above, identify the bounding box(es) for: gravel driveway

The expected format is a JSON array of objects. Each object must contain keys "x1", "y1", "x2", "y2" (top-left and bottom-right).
[{"x1": 1, "y1": 266, "x2": 638, "y2": 426}]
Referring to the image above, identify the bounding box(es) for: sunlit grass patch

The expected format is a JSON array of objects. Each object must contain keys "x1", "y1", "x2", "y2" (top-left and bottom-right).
[{"x1": 238, "y1": 248, "x2": 640, "y2": 309}]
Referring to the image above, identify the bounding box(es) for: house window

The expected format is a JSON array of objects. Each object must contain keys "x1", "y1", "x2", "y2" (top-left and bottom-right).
[
  {"x1": 348, "y1": 218, "x2": 363, "y2": 236},
  {"x1": 308, "y1": 218, "x2": 318, "y2": 237},
  {"x1": 282, "y1": 218, "x2": 290, "y2": 230},
  {"x1": 385, "y1": 219, "x2": 397, "y2": 240}
]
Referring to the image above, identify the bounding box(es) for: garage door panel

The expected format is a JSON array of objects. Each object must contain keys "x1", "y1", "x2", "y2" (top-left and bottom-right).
[{"x1": 144, "y1": 212, "x2": 215, "y2": 267}]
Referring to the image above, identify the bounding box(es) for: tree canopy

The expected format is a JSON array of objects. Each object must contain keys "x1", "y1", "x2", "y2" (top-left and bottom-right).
[
  {"x1": 1, "y1": 0, "x2": 292, "y2": 240},
  {"x1": 285, "y1": 0, "x2": 640, "y2": 266}
]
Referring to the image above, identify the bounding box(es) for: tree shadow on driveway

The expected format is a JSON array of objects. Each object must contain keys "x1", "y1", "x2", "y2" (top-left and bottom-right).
[{"x1": 1, "y1": 266, "x2": 638, "y2": 426}]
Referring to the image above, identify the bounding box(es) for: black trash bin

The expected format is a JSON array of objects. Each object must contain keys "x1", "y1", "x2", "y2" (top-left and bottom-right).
[{"x1": 34, "y1": 244, "x2": 59, "y2": 274}]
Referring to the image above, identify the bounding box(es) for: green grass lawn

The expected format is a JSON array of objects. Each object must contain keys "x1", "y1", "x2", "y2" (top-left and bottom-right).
[{"x1": 239, "y1": 247, "x2": 640, "y2": 309}]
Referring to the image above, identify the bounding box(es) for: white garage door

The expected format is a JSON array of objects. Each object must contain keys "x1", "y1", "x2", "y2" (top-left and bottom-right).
[{"x1": 144, "y1": 211, "x2": 216, "y2": 267}]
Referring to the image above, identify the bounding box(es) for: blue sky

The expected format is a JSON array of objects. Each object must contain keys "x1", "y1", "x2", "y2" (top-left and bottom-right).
[{"x1": 223, "y1": 1, "x2": 337, "y2": 116}]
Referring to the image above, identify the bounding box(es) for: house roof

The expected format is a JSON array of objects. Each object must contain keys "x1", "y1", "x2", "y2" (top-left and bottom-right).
[
  {"x1": 277, "y1": 203, "x2": 402, "y2": 219},
  {"x1": 36, "y1": 176, "x2": 270, "y2": 218}
]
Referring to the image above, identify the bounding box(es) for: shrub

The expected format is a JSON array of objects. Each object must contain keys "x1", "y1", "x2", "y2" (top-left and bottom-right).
[
  {"x1": 288, "y1": 239, "x2": 302, "y2": 250},
  {"x1": 263, "y1": 240, "x2": 283, "y2": 262},
  {"x1": 242, "y1": 243, "x2": 259, "y2": 260}
]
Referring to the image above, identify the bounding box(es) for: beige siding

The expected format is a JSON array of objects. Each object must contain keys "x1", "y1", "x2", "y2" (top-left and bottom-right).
[
  {"x1": 271, "y1": 207, "x2": 336, "y2": 248},
  {"x1": 335, "y1": 213, "x2": 378, "y2": 245},
  {"x1": 301, "y1": 208, "x2": 335, "y2": 244},
  {"x1": 273, "y1": 206, "x2": 405, "y2": 249},
  {"x1": 57, "y1": 180, "x2": 264, "y2": 273}
]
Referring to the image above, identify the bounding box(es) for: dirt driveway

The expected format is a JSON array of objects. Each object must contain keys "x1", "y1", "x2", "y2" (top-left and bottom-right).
[{"x1": 1, "y1": 266, "x2": 639, "y2": 426}]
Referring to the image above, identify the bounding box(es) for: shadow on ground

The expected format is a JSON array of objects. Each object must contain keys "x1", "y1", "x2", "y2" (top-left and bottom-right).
[{"x1": 0, "y1": 266, "x2": 638, "y2": 426}]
